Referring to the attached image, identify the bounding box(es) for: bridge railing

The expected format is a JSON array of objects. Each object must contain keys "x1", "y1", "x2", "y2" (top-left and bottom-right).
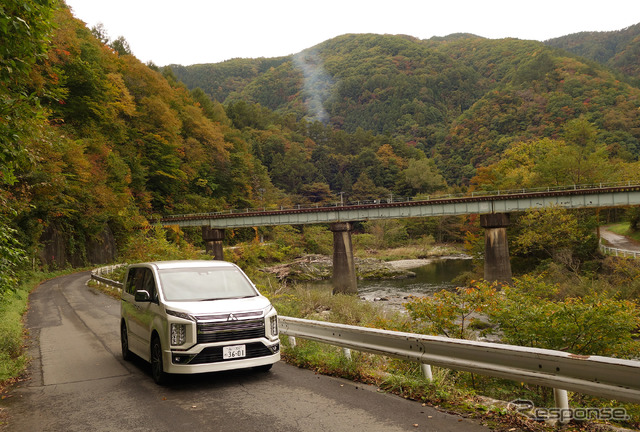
[
  {"x1": 279, "y1": 316, "x2": 640, "y2": 410},
  {"x1": 163, "y1": 181, "x2": 640, "y2": 221}
]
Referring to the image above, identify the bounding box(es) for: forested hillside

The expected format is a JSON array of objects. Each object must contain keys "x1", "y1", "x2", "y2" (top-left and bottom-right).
[
  {"x1": 171, "y1": 30, "x2": 640, "y2": 184},
  {"x1": 1, "y1": 1, "x2": 282, "y2": 274},
  {"x1": 3, "y1": 0, "x2": 640, "y2": 282},
  {"x1": 545, "y1": 23, "x2": 640, "y2": 82}
]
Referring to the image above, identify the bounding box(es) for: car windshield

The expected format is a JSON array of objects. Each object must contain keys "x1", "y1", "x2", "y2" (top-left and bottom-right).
[{"x1": 157, "y1": 267, "x2": 258, "y2": 301}]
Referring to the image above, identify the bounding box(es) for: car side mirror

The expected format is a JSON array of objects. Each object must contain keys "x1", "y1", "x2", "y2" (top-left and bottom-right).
[{"x1": 134, "y1": 290, "x2": 151, "y2": 302}]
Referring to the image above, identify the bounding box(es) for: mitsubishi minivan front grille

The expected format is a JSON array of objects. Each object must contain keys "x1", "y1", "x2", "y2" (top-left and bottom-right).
[
  {"x1": 189, "y1": 342, "x2": 275, "y2": 364},
  {"x1": 197, "y1": 318, "x2": 265, "y2": 343}
]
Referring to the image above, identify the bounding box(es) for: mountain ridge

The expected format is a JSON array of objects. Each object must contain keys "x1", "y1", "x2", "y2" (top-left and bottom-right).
[{"x1": 170, "y1": 29, "x2": 640, "y2": 184}]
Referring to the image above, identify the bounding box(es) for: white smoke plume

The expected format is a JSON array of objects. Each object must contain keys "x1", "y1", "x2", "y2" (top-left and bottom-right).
[{"x1": 293, "y1": 49, "x2": 333, "y2": 124}]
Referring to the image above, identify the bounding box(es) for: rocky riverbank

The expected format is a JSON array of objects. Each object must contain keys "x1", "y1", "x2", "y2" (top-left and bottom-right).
[
  {"x1": 260, "y1": 253, "x2": 471, "y2": 282},
  {"x1": 260, "y1": 254, "x2": 417, "y2": 282}
]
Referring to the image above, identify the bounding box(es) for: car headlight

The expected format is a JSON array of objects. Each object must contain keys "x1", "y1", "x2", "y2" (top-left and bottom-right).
[
  {"x1": 166, "y1": 309, "x2": 195, "y2": 321},
  {"x1": 270, "y1": 315, "x2": 278, "y2": 337},
  {"x1": 171, "y1": 323, "x2": 187, "y2": 346}
]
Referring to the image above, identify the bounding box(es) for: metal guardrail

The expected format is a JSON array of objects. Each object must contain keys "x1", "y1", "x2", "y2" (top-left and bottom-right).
[
  {"x1": 600, "y1": 243, "x2": 640, "y2": 259},
  {"x1": 279, "y1": 316, "x2": 640, "y2": 404},
  {"x1": 90, "y1": 264, "x2": 126, "y2": 289}
]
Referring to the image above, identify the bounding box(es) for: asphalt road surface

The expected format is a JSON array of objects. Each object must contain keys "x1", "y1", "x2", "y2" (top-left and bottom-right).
[
  {"x1": 600, "y1": 226, "x2": 640, "y2": 252},
  {"x1": 1, "y1": 272, "x2": 492, "y2": 432}
]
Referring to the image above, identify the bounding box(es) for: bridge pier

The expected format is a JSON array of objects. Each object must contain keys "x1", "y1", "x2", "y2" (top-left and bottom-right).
[
  {"x1": 480, "y1": 213, "x2": 512, "y2": 285},
  {"x1": 202, "y1": 227, "x2": 225, "y2": 260},
  {"x1": 330, "y1": 222, "x2": 358, "y2": 295}
]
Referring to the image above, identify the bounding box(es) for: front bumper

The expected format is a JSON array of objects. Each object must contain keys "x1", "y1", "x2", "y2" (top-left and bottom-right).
[{"x1": 164, "y1": 339, "x2": 280, "y2": 375}]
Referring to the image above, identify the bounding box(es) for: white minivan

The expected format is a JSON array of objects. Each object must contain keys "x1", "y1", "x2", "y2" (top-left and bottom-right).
[{"x1": 120, "y1": 260, "x2": 280, "y2": 384}]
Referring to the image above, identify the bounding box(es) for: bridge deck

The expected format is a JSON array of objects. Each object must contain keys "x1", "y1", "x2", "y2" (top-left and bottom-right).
[{"x1": 161, "y1": 185, "x2": 640, "y2": 229}]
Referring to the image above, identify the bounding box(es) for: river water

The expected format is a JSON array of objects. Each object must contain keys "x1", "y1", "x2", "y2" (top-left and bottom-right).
[
  {"x1": 314, "y1": 257, "x2": 474, "y2": 312},
  {"x1": 358, "y1": 257, "x2": 473, "y2": 310}
]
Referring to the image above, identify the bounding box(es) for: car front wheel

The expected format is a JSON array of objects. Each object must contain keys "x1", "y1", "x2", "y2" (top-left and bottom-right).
[
  {"x1": 121, "y1": 322, "x2": 132, "y2": 361},
  {"x1": 150, "y1": 336, "x2": 168, "y2": 385}
]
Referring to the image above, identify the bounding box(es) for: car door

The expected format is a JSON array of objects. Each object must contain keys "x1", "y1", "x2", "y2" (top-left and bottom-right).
[{"x1": 124, "y1": 267, "x2": 158, "y2": 358}]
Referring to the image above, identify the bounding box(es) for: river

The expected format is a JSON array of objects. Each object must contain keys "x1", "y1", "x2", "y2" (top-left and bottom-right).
[
  {"x1": 314, "y1": 257, "x2": 473, "y2": 312},
  {"x1": 359, "y1": 257, "x2": 473, "y2": 310}
]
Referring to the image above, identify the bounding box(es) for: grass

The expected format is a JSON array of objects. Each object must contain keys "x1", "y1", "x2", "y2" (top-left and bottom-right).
[{"x1": 0, "y1": 289, "x2": 29, "y2": 384}]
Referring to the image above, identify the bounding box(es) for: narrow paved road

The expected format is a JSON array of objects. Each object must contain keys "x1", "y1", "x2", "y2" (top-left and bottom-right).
[
  {"x1": 1, "y1": 272, "x2": 492, "y2": 432},
  {"x1": 600, "y1": 226, "x2": 640, "y2": 252}
]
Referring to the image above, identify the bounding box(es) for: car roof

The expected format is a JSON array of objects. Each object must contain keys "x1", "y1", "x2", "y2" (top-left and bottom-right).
[{"x1": 132, "y1": 260, "x2": 238, "y2": 270}]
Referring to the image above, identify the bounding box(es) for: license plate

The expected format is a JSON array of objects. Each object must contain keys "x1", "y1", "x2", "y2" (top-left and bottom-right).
[{"x1": 223, "y1": 344, "x2": 246, "y2": 360}]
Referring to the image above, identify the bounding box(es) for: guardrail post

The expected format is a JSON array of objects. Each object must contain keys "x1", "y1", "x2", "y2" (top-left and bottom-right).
[
  {"x1": 289, "y1": 336, "x2": 296, "y2": 348},
  {"x1": 421, "y1": 363, "x2": 433, "y2": 381},
  {"x1": 342, "y1": 348, "x2": 352, "y2": 359},
  {"x1": 553, "y1": 388, "x2": 570, "y2": 424}
]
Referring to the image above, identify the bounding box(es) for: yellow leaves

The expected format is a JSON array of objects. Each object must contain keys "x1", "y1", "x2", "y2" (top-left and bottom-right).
[
  {"x1": 375, "y1": 144, "x2": 405, "y2": 169},
  {"x1": 105, "y1": 73, "x2": 136, "y2": 117},
  {"x1": 179, "y1": 105, "x2": 230, "y2": 163},
  {"x1": 140, "y1": 96, "x2": 182, "y2": 139}
]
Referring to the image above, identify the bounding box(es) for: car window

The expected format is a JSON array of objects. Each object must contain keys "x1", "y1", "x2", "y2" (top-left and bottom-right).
[
  {"x1": 158, "y1": 267, "x2": 257, "y2": 301},
  {"x1": 125, "y1": 268, "x2": 157, "y2": 301},
  {"x1": 125, "y1": 268, "x2": 142, "y2": 295},
  {"x1": 141, "y1": 269, "x2": 157, "y2": 301}
]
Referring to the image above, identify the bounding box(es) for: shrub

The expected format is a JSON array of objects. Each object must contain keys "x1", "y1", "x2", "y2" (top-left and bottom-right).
[
  {"x1": 404, "y1": 276, "x2": 640, "y2": 358},
  {"x1": 488, "y1": 279, "x2": 640, "y2": 357},
  {"x1": 404, "y1": 283, "x2": 497, "y2": 339}
]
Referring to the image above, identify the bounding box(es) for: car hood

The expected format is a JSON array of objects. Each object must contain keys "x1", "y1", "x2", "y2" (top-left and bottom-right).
[{"x1": 162, "y1": 295, "x2": 273, "y2": 317}]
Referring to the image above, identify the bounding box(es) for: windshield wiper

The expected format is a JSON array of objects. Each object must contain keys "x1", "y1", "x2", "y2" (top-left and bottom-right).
[{"x1": 199, "y1": 295, "x2": 255, "y2": 301}]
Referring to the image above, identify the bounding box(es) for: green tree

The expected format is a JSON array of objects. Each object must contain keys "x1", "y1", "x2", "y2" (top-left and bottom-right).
[
  {"x1": 363, "y1": 219, "x2": 408, "y2": 248},
  {"x1": 110, "y1": 36, "x2": 132, "y2": 56},
  {"x1": 270, "y1": 143, "x2": 318, "y2": 194},
  {"x1": 0, "y1": 0, "x2": 55, "y2": 283},
  {"x1": 397, "y1": 158, "x2": 446, "y2": 196},
  {"x1": 299, "y1": 182, "x2": 333, "y2": 204},
  {"x1": 0, "y1": 222, "x2": 27, "y2": 297},
  {"x1": 350, "y1": 172, "x2": 388, "y2": 201},
  {"x1": 512, "y1": 206, "x2": 596, "y2": 271},
  {"x1": 0, "y1": 0, "x2": 55, "y2": 186},
  {"x1": 406, "y1": 278, "x2": 640, "y2": 357}
]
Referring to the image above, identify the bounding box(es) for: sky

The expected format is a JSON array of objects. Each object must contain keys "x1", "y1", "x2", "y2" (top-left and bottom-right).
[{"x1": 64, "y1": 0, "x2": 640, "y2": 66}]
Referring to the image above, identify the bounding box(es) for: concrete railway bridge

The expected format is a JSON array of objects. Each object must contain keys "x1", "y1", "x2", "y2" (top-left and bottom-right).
[{"x1": 161, "y1": 183, "x2": 640, "y2": 294}]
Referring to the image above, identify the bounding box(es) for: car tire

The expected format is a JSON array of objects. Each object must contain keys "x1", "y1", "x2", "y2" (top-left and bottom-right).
[
  {"x1": 121, "y1": 322, "x2": 132, "y2": 361},
  {"x1": 151, "y1": 335, "x2": 168, "y2": 385}
]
